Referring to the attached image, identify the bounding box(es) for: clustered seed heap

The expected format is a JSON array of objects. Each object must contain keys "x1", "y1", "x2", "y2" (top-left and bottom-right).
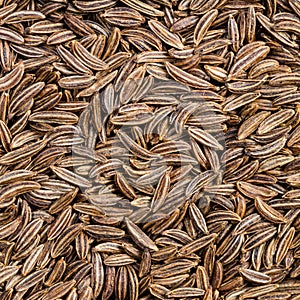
[{"x1": 0, "y1": 0, "x2": 300, "y2": 299}]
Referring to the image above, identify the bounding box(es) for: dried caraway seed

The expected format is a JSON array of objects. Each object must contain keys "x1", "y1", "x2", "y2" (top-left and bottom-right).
[{"x1": 0, "y1": 1, "x2": 298, "y2": 299}]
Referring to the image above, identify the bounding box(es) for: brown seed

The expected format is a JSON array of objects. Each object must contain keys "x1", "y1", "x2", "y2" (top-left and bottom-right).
[
  {"x1": 0, "y1": 62, "x2": 24, "y2": 92},
  {"x1": 255, "y1": 198, "x2": 287, "y2": 224},
  {"x1": 0, "y1": 266, "x2": 20, "y2": 285},
  {"x1": 15, "y1": 269, "x2": 49, "y2": 291},
  {"x1": 125, "y1": 218, "x2": 158, "y2": 251},
  {"x1": 239, "y1": 268, "x2": 271, "y2": 284},
  {"x1": 51, "y1": 223, "x2": 83, "y2": 258},
  {"x1": 165, "y1": 62, "x2": 217, "y2": 90},
  {"x1": 194, "y1": 9, "x2": 218, "y2": 46},
  {"x1": 167, "y1": 287, "x2": 205, "y2": 298}
]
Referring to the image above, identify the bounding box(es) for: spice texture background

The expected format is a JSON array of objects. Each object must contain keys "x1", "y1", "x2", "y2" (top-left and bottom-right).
[{"x1": 0, "y1": 0, "x2": 300, "y2": 299}]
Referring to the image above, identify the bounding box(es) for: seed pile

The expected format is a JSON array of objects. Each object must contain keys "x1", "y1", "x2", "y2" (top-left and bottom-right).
[{"x1": 0, "y1": 0, "x2": 300, "y2": 299}]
